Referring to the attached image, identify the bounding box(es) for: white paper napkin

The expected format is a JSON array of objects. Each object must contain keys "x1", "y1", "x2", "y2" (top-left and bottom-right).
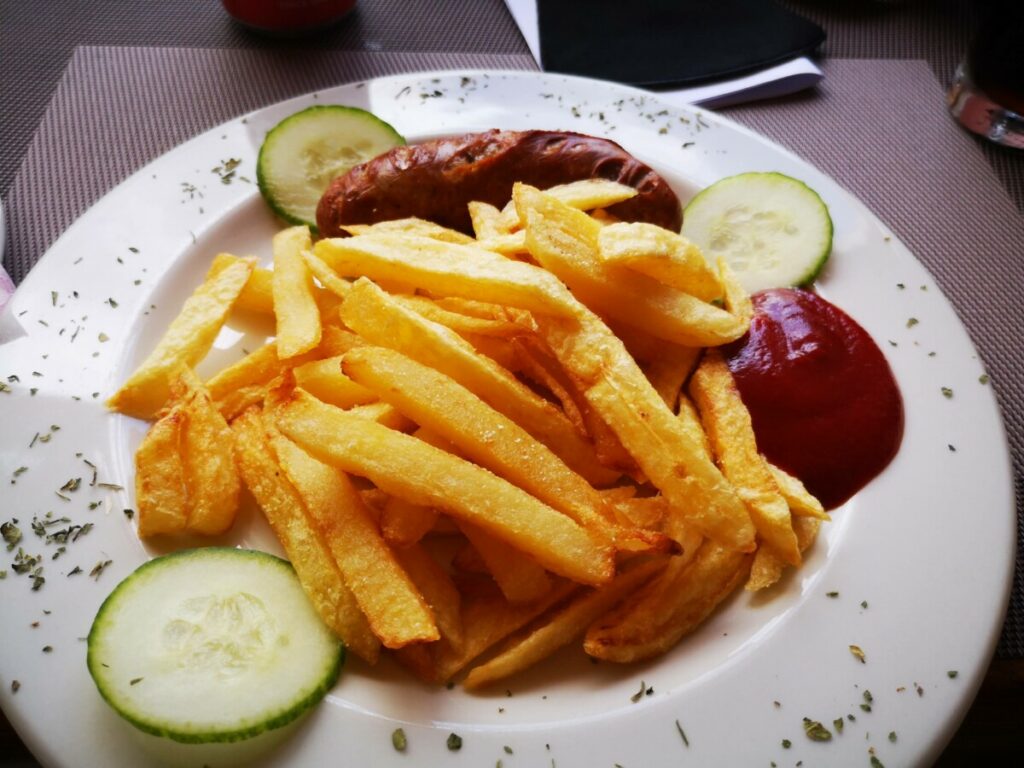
[{"x1": 504, "y1": 0, "x2": 823, "y2": 108}]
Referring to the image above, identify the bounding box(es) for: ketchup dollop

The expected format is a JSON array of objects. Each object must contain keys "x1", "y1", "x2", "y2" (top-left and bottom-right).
[{"x1": 724, "y1": 288, "x2": 904, "y2": 509}]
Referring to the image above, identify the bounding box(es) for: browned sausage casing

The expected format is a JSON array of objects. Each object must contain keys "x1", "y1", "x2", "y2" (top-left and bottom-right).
[{"x1": 315, "y1": 129, "x2": 682, "y2": 236}]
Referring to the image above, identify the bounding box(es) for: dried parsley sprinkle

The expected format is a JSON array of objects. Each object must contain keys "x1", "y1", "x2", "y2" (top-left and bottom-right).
[
  {"x1": 446, "y1": 732, "x2": 462, "y2": 751},
  {"x1": 979, "y1": 374, "x2": 990, "y2": 385},
  {"x1": 42, "y1": 645, "x2": 53, "y2": 653},
  {"x1": 888, "y1": 731, "x2": 897, "y2": 742},
  {"x1": 861, "y1": 600, "x2": 869, "y2": 609},
  {"x1": 803, "y1": 718, "x2": 832, "y2": 741},
  {"x1": 870, "y1": 757, "x2": 885, "y2": 768},
  {"x1": 826, "y1": 591, "x2": 839, "y2": 598},
  {"x1": 947, "y1": 670, "x2": 959, "y2": 679},
  {"x1": 834, "y1": 717, "x2": 844, "y2": 733},
  {"x1": 630, "y1": 680, "x2": 647, "y2": 702},
  {"x1": 90, "y1": 559, "x2": 113, "y2": 579},
  {"x1": 781, "y1": 739, "x2": 792, "y2": 749},
  {"x1": 675, "y1": 719, "x2": 689, "y2": 746},
  {"x1": 863, "y1": 690, "x2": 874, "y2": 703},
  {"x1": 850, "y1": 645, "x2": 867, "y2": 663},
  {"x1": 130, "y1": 677, "x2": 144, "y2": 686},
  {"x1": 11, "y1": 681, "x2": 20, "y2": 693},
  {"x1": 906, "y1": 317, "x2": 919, "y2": 328},
  {"x1": 2, "y1": 520, "x2": 23, "y2": 550},
  {"x1": 391, "y1": 728, "x2": 407, "y2": 752},
  {"x1": 941, "y1": 387, "x2": 954, "y2": 399},
  {"x1": 504, "y1": 746, "x2": 513, "y2": 754}
]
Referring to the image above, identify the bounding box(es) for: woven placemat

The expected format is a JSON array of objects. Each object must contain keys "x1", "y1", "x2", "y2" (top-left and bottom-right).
[
  {"x1": 4, "y1": 47, "x2": 1022, "y2": 656},
  {"x1": 2, "y1": 47, "x2": 536, "y2": 282}
]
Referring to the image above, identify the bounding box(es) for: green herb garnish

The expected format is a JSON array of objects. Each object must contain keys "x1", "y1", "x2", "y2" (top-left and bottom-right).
[
  {"x1": 802, "y1": 718, "x2": 832, "y2": 742},
  {"x1": 391, "y1": 728, "x2": 407, "y2": 752},
  {"x1": 446, "y1": 733, "x2": 463, "y2": 751}
]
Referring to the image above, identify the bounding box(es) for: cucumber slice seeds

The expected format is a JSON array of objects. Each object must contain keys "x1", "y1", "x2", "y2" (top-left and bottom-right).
[
  {"x1": 87, "y1": 548, "x2": 344, "y2": 743},
  {"x1": 257, "y1": 104, "x2": 405, "y2": 230},
  {"x1": 682, "y1": 172, "x2": 833, "y2": 294}
]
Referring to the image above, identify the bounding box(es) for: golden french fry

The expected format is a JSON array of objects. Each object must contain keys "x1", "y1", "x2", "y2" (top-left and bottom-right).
[
  {"x1": 231, "y1": 408, "x2": 380, "y2": 663},
  {"x1": 341, "y1": 345, "x2": 621, "y2": 544},
  {"x1": 173, "y1": 368, "x2": 240, "y2": 535},
  {"x1": 207, "y1": 253, "x2": 275, "y2": 315},
  {"x1": 718, "y1": 256, "x2": 753, "y2": 325},
  {"x1": 468, "y1": 201, "x2": 509, "y2": 240},
  {"x1": 536, "y1": 312, "x2": 755, "y2": 552},
  {"x1": 340, "y1": 217, "x2": 476, "y2": 244},
  {"x1": 746, "y1": 546, "x2": 786, "y2": 592},
  {"x1": 204, "y1": 327, "x2": 354, "y2": 420},
  {"x1": 584, "y1": 540, "x2": 749, "y2": 662},
  {"x1": 767, "y1": 463, "x2": 830, "y2": 521},
  {"x1": 393, "y1": 543, "x2": 463, "y2": 650},
  {"x1": 643, "y1": 344, "x2": 701, "y2": 411},
  {"x1": 498, "y1": 178, "x2": 639, "y2": 230},
  {"x1": 517, "y1": 184, "x2": 747, "y2": 347},
  {"x1": 746, "y1": 511, "x2": 823, "y2": 591},
  {"x1": 394, "y1": 294, "x2": 527, "y2": 338},
  {"x1": 607, "y1": 495, "x2": 669, "y2": 531},
  {"x1": 134, "y1": 405, "x2": 188, "y2": 537},
  {"x1": 275, "y1": 391, "x2": 615, "y2": 585},
  {"x1": 108, "y1": 256, "x2": 255, "y2": 418},
  {"x1": 463, "y1": 557, "x2": 666, "y2": 689},
  {"x1": 475, "y1": 230, "x2": 528, "y2": 256},
  {"x1": 458, "y1": 521, "x2": 552, "y2": 604},
  {"x1": 293, "y1": 355, "x2": 377, "y2": 409},
  {"x1": 690, "y1": 350, "x2": 800, "y2": 566},
  {"x1": 273, "y1": 226, "x2": 321, "y2": 358},
  {"x1": 676, "y1": 394, "x2": 713, "y2": 462},
  {"x1": 315, "y1": 233, "x2": 578, "y2": 317},
  {"x1": 434, "y1": 580, "x2": 579, "y2": 683},
  {"x1": 339, "y1": 278, "x2": 618, "y2": 487},
  {"x1": 270, "y1": 432, "x2": 439, "y2": 648},
  {"x1": 303, "y1": 249, "x2": 352, "y2": 299},
  {"x1": 380, "y1": 495, "x2": 438, "y2": 547},
  {"x1": 597, "y1": 222, "x2": 722, "y2": 302},
  {"x1": 345, "y1": 401, "x2": 415, "y2": 431}
]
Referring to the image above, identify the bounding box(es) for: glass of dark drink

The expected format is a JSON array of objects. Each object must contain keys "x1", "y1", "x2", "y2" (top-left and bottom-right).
[{"x1": 947, "y1": 1, "x2": 1024, "y2": 149}]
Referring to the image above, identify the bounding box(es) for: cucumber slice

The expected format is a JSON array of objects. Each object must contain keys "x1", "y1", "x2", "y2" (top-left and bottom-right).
[
  {"x1": 256, "y1": 105, "x2": 405, "y2": 230},
  {"x1": 682, "y1": 172, "x2": 833, "y2": 293},
  {"x1": 87, "y1": 548, "x2": 344, "y2": 743}
]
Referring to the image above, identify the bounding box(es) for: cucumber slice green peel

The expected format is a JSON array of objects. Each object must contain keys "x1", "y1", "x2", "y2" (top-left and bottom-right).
[
  {"x1": 681, "y1": 172, "x2": 833, "y2": 294},
  {"x1": 256, "y1": 104, "x2": 405, "y2": 231},
  {"x1": 87, "y1": 548, "x2": 344, "y2": 744}
]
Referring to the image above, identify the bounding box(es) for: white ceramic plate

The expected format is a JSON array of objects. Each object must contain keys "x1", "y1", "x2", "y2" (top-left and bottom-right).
[{"x1": 0, "y1": 71, "x2": 1014, "y2": 768}]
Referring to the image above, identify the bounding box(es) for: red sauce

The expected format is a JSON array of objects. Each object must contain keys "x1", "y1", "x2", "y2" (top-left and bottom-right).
[{"x1": 724, "y1": 288, "x2": 904, "y2": 509}]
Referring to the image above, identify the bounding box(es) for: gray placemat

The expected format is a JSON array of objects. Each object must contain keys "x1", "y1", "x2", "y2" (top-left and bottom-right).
[
  {"x1": 3, "y1": 47, "x2": 536, "y2": 282},
  {"x1": 4, "y1": 47, "x2": 1022, "y2": 657}
]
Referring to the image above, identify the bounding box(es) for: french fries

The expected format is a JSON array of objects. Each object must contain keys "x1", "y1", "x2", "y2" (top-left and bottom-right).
[
  {"x1": 275, "y1": 390, "x2": 616, "y2": 586},
  {"x1": 134, "y1": 368, "x2": 239, "y2": 537},
  {"x1": 231, "y1": 409, "x2": 381, "y2": 664},
  {"x1": 108, "y1": 255, "x2": 254, "y2": 418},
  {"x1": 115, "y1": 172, "x2": 829, "y2": 691}
]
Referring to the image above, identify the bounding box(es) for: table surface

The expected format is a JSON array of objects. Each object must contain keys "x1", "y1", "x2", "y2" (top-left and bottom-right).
[{"x1": 1, "y1": 0, "x2": 1022, "y2": 765}]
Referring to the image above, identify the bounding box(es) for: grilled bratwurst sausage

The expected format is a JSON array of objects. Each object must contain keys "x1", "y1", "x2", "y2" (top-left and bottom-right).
[{"x1": 316, "y1": 129, "x2": 682, "y2": 236}]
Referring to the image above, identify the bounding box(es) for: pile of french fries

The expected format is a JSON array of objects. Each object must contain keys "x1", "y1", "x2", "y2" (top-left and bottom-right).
[{"x1": 108, "y1": 179, "x2": 829, "y2": 688}]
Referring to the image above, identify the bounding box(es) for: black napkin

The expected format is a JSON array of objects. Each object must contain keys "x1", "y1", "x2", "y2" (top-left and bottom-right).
[{"x1": 537, "y1": 0, "x2": 825, "y2": 88}]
